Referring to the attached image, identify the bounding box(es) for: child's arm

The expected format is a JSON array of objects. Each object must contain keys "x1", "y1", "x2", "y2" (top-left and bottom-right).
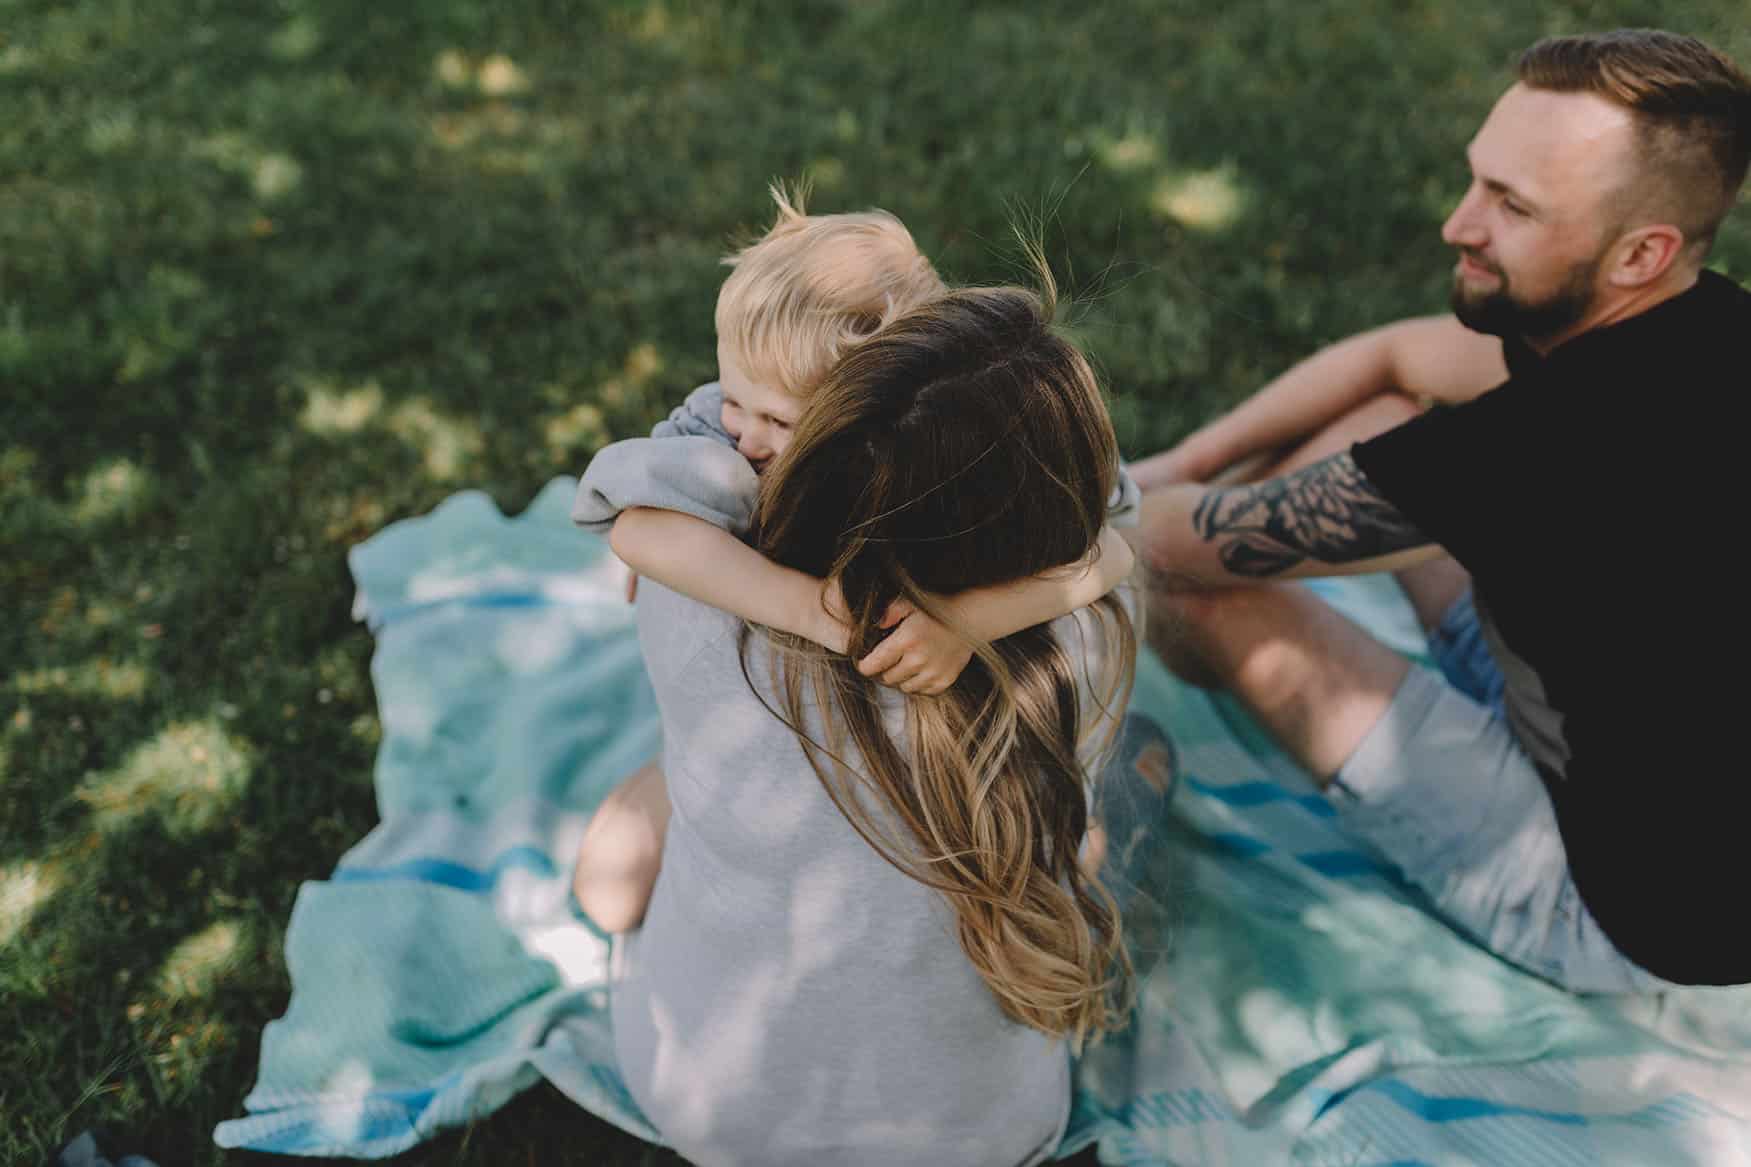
[
  {"x1": 607, "y1": 506, "x2": 849, "y2": 653},
  {"x1": 857, "y1": 525, "x2": 1135, "y2": 694}
]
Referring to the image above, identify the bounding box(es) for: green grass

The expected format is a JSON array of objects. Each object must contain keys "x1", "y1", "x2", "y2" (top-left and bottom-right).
[{"x1": 4, "y1": 1, "x2": 1747, "y2": 1162}]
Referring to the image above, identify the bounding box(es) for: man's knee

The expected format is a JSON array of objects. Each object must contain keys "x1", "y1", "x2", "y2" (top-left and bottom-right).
[
  {"x1": 1148, "y1": 586, "x2": 1296, "y2": 694},
  {"x1": 1147, "y1": 588, "x2": 1222, "y2": 688}
]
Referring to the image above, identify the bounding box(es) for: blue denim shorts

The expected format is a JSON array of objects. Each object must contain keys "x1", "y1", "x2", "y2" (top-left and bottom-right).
[
  {"x1": 1426, "y1": 589, "x2": 1507, "y2": 717},
  {"x1": 1327, "y1": 590, "x2": 1680, "y2": 994}
]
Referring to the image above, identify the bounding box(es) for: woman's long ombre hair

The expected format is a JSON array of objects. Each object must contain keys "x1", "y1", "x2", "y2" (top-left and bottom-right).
[{"x1": 745, "y1": 281, "x2": 1137, "y2": 1045}]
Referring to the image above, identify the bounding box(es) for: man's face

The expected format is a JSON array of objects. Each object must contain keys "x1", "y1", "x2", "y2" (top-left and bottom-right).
[
  {"x1": 717, "y1": 342, "x2": 803, "y2": 473},
  {"x1": 1441, "y1": 84, "x2": 1637, "y2": 343}
]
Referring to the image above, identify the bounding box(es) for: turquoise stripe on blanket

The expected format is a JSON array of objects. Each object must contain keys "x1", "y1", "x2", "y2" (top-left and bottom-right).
[{"x1": 216, "y1": 478, "x2": 1751, "y2": 1163}]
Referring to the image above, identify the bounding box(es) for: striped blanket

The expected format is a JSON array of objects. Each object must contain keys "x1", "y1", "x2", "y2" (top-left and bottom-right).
[{"x1": 215, "y1": 478, "x2": 1751, "y2": 1164}]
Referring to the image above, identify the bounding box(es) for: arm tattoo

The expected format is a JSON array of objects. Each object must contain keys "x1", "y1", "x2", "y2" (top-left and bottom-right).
[{"x1": 1190, "y1": 453, "x2": 1429, "y2": 577}]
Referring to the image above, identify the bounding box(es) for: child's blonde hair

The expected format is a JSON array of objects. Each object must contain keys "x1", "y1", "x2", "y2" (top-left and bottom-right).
[{"x1": 714, "y1": 183, "x2": 947, "y2": 396}]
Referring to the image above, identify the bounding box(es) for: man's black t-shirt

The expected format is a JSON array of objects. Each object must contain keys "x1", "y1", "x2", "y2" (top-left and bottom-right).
[{"x1": 1351, "y1": 270, "x2": 1750, "y2": 986}]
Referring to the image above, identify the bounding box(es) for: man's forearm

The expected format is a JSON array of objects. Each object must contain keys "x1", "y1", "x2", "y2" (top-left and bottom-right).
[
  {"x1": 1167, "y1": 324, "x2": 1407, "y2": 481},
  {"x1": 1136, "y1": 453, "x2": 1438, "y2": 587}
]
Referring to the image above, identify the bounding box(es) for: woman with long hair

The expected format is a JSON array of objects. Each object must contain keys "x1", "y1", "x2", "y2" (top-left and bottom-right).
[{"x1": 583, "y1": 281, "x2": 1138, "y2": 1166}]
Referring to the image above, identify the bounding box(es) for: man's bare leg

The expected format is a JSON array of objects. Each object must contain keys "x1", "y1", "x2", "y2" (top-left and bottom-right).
[
  {"x1": 1154, "y1": 583, "x2": 1412, "y2": 785},
  {"x1": 572, "y1": 760, "x2": 671, "y2": 933}
]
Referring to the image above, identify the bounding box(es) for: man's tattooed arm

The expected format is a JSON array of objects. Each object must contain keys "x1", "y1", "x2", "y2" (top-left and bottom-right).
[{"x1": 1189, "y1": 452, "x2": 1430, "y2": 578}]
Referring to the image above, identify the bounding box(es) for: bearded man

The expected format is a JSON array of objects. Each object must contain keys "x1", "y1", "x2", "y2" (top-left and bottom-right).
[{"x1": 1131, "y1": 29, "x2": 1751, "y2": 992}]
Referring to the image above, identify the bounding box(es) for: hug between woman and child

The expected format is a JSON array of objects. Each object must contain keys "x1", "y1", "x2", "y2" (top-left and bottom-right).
[{"x1": 567, "y1": 186, "x2": 1168, "y2": 1166}]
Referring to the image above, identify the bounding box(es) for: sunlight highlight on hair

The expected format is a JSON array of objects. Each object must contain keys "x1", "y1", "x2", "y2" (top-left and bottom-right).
[
  {"x1": 156, "y1": 918, "x2": 243, "y2": 1000},
  {"x1": 0, "y1": 859, "x2": 65, "y2": 946},
  {"x1": 76, "y1": 717, "x2": 253, "y2": 836}
]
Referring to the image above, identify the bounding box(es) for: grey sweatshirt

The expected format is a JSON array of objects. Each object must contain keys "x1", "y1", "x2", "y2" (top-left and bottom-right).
[{"x1": 574, "y1": 428, "x2": 1152, "y2": 1166}]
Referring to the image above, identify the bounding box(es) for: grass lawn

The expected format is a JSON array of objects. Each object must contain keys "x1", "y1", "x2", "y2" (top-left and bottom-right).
[{"x1": 5, "y1": 1, "x2": 1746, "y2": 1163}]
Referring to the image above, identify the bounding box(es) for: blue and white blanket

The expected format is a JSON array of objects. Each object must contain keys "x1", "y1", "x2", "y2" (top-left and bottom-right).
[{"x1": 215, "y1": 478, "x2": 1751, "y2": 1164}]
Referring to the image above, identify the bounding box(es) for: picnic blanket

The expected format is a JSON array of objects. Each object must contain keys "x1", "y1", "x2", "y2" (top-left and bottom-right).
[{"x1": 215, "y1": 477, "x2": 1751, "y2": 1164}]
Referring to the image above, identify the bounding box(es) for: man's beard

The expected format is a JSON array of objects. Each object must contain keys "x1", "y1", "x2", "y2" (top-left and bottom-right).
[{"x1": 1449, "y1": 251, "x2": 1601, "y2": 342}]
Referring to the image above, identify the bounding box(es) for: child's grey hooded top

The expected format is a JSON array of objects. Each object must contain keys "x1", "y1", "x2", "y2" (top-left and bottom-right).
[
  {"x1": 576, "y1": 381, "x2": 1141, "y2": 534},
  {"x1": 571, "y1": 383, "x2": 1135, "y2": 1167}
]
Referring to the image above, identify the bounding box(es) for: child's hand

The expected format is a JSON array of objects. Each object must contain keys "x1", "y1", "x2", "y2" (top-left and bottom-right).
[{"x1": 857, "y1": 600, "x2": 973, "y2": 695}]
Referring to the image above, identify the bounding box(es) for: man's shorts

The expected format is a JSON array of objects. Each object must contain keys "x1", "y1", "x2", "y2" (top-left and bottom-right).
[{"x1": 1326, "y1": 590, "x2": 1680, "y2": 994}]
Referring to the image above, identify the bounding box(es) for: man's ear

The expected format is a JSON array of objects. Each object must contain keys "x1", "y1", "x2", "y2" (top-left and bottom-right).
[{"x1": 1607, "y1": 223, "x2": 1687, "y2": 289}]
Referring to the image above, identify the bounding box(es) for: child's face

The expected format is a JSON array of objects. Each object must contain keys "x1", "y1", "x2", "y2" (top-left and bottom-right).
[{"x1": 717, "y1": 342, "x2": 803, "y2": 473}]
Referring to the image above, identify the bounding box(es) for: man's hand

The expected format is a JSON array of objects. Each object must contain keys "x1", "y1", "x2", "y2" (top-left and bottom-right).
[{"x1": 856, "y1": 599, "x2": 974, "y2": 696}]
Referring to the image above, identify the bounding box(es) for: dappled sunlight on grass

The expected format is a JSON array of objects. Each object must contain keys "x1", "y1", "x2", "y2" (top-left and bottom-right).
[
  {"x1": 75, "y1": 718, "x2": 253, "y2": 836},
  {"x1": 430, "y1": 104, "x2": 530, "y2": 151},
  {"x1": 591, "y1": 342, "x2": 665, "y2": 411},
  {"x1": 432, "y1": 49, "x2": 530, "y2": 97},
  {"x1": 806, "y1": 156, "x2": 847, "y2": 192},
  {"x1": 300, "y1": 379, "x2": 385, "y2": 436},
  {"x1": 0, "y1": 445, "x2": 36, "y2": 491},
  {"x1": 191, "y1": 132, "x2": 304, "y2": 203},
  {"x1": 544, "y1": 342, "x2": 666, "y2": 455},
  {"x1": 71, "y1": 458, "x2": 152, "y2": 526},
  {"x1": 318, "y1": 490, "x2": 390, "y2": 545},
  {"x1": 387, "y1": 398, "x2": 485, "y2": 481},
  {"x1": 13, "y1": 658, "x2": 152, "y2": 701},
  {"x1": 630, "y1": 2, "x2": 675, "y2": 42},
  {"x1": 478, "y1": 54, "x2": 530, "y2": 98},
  {"x1": 434, "y1": 49, "x2": 472, "y2": 88},
  {"x1": 113, "y1": 264, "x2": 213, "y2": 384},
  {"x1": 0, "y1": 859, "x2": 66, "y2": 946},
  {"x1": 84, "y1": 109, "x2": 139, "y2": 154},
  {"x1": 156, "y1": 918, "x2": 243, "y2": 1000},
  {"x1": 0, "y1": 43, "x2": 36, "y2": 74},
  {"x1": 314, "y1": 643, "x2": 368, "y2": 707},
  {"x1": 1094, "y1": 130, "x2": 1163, "y2": 175},
  {"x1": 252, "y1": 153, "x2": 304, "y2": 201},
  {"x1": 269, "y1": 15, "x2": 322, "y2": 62},
  {"x1": 543, "y1": 402, "x2": 609, "y2": 454},
  {"x1": 1152, "y1": 166, "x2": 1247, "y2": 233}
]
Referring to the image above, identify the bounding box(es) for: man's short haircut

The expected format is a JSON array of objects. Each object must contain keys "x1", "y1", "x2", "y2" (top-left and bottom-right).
[
  {"x1": 714, "y1": 183, "x2": 947, "y2": 398},
  {"x1": 1518, "y1": 29, "x2": 1751, "y2": 255}
]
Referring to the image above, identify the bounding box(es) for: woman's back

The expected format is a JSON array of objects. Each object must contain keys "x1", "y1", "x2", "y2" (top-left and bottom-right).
[{"x1": 612, "y1": 580, "x2": 1071, "y2": 1167}]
